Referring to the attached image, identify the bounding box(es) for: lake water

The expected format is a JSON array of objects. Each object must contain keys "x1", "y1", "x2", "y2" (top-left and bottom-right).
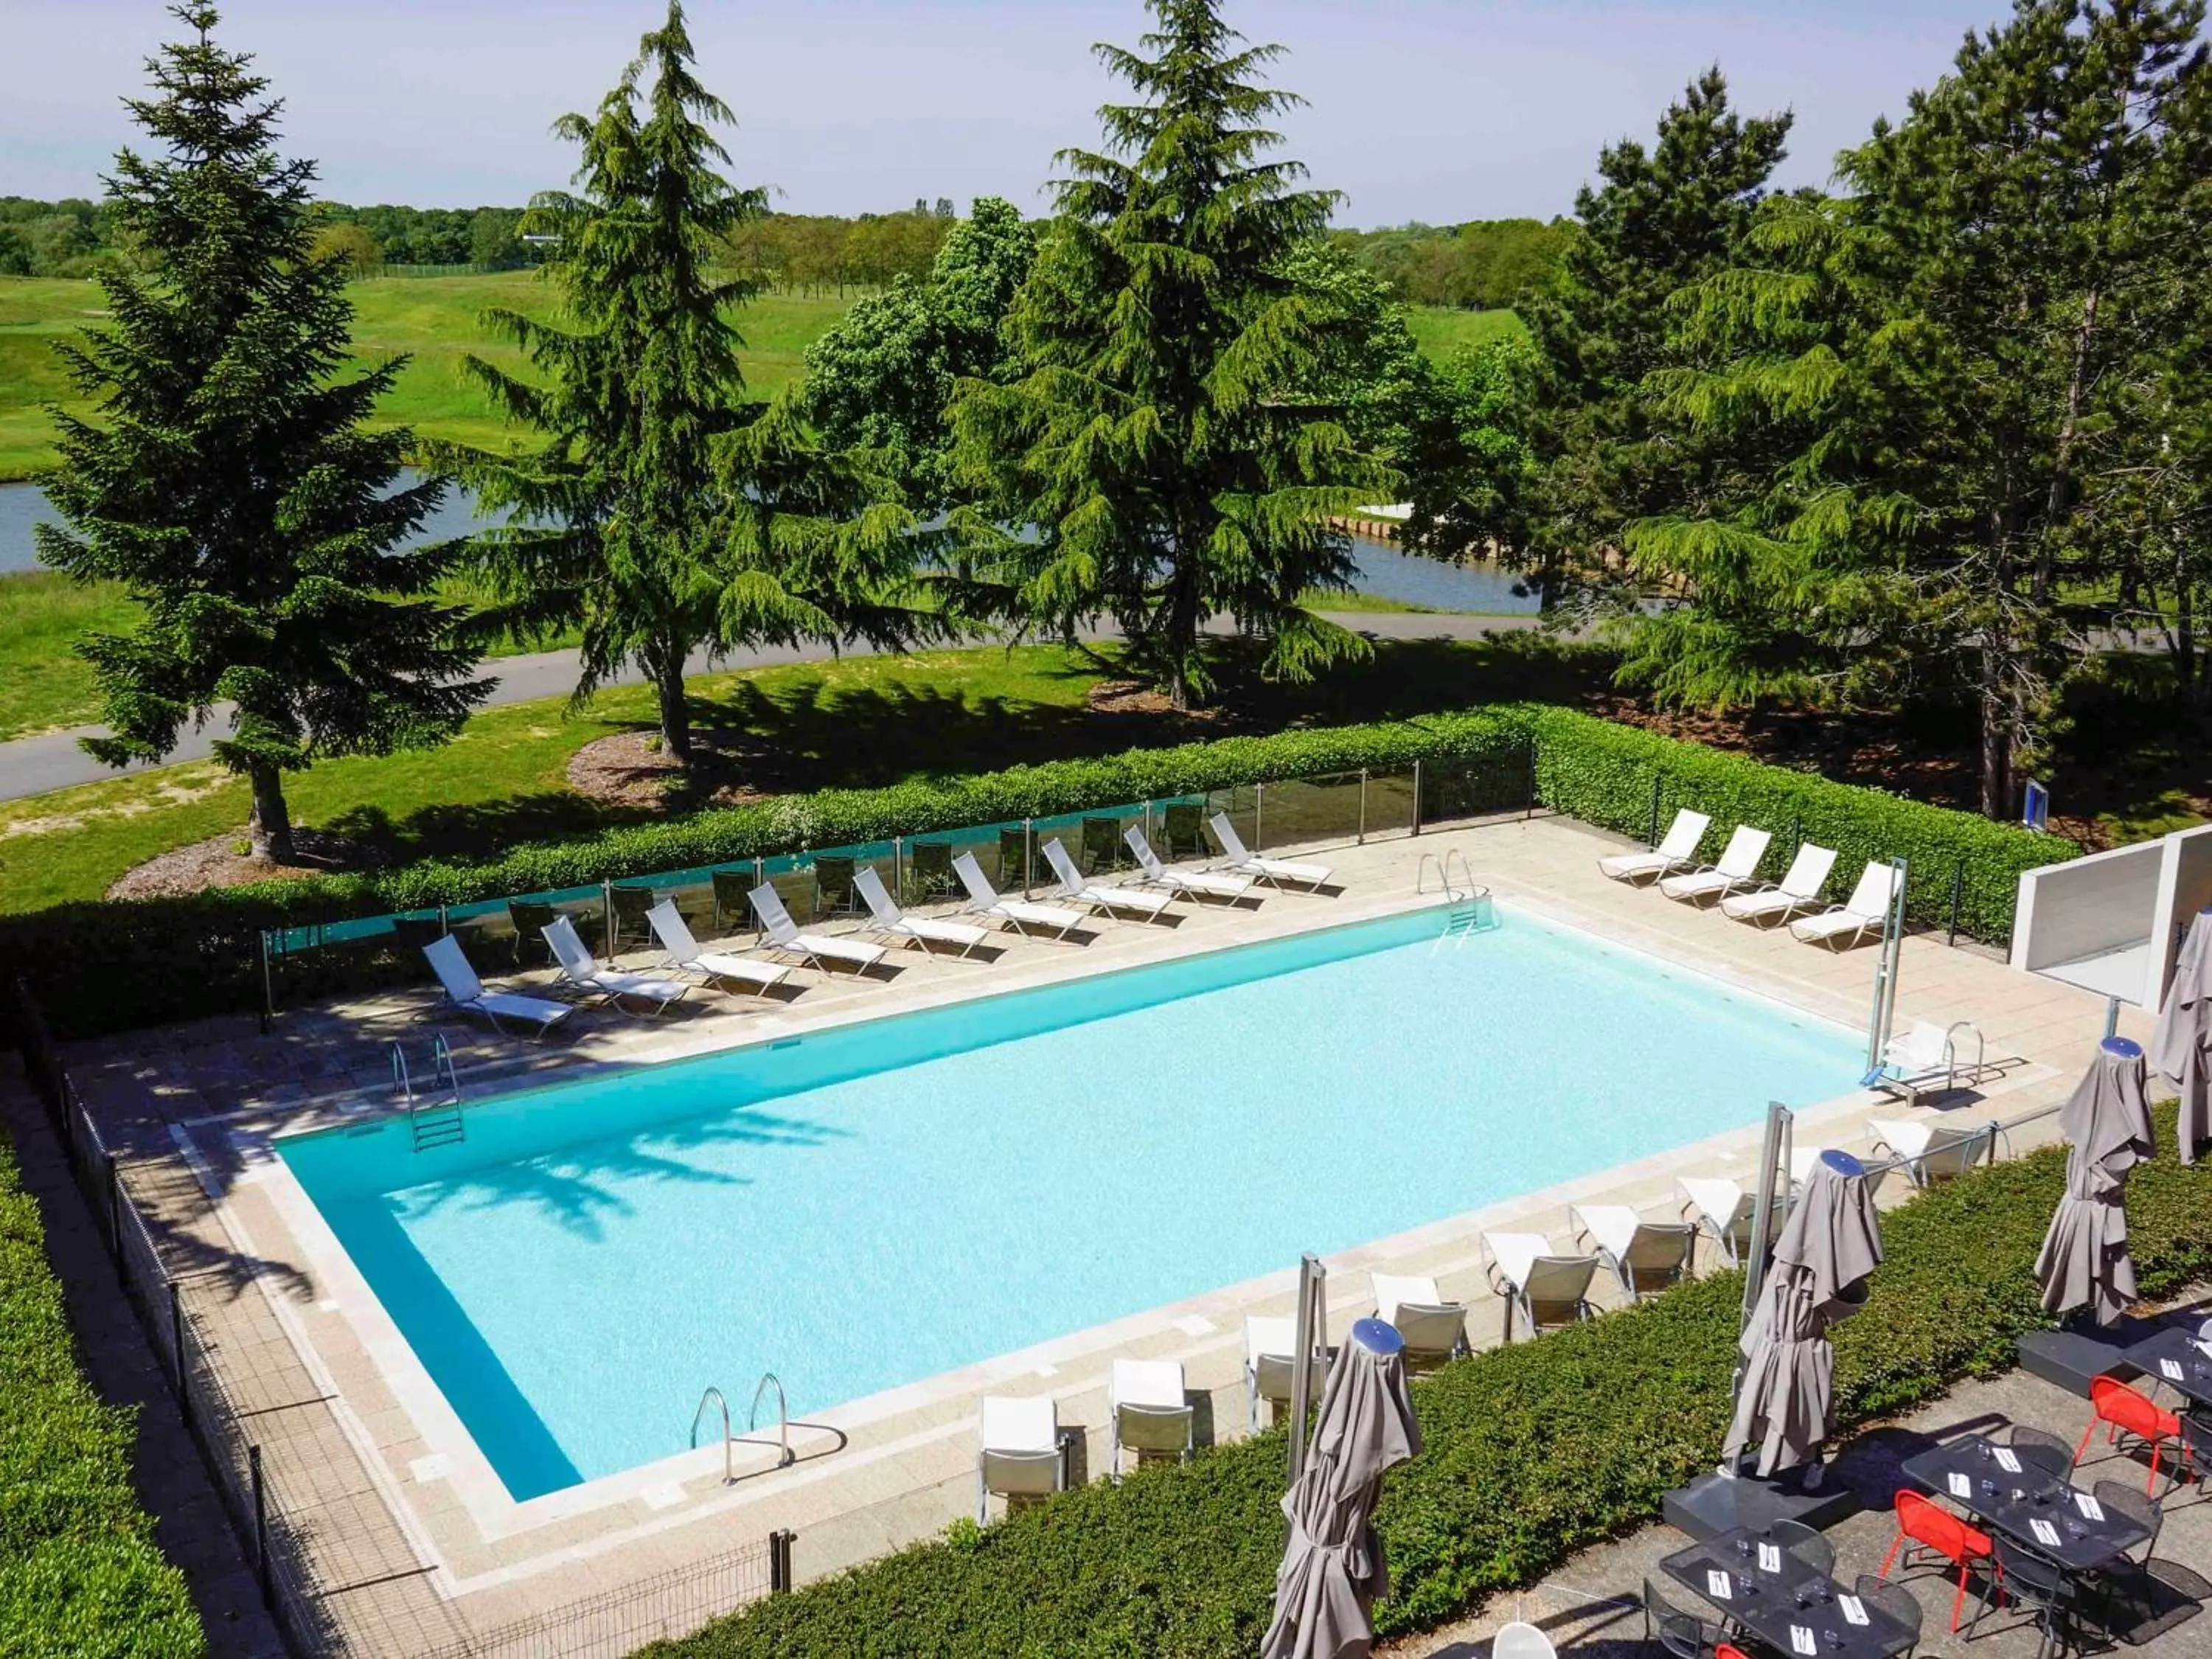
[{"x1": 0, "y1": 480, "x2": 1537, "y2": 612}]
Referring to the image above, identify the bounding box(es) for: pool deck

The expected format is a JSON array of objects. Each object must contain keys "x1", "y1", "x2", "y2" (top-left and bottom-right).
[{"x1": 60, "y1": 812, "x2": 2143, "y2": 1655}]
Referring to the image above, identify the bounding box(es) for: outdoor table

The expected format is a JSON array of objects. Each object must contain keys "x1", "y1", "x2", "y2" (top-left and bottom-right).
[
  {"x1": 2122, "y1": 1326, "x2": 2212, "y2": 1413},
  {"x1": 1900, "y1": 1434, "x2": 2153, "y2": 1573},
  {"x1": 1661, "y1": 1527, "x2": 1916, "y2": 1659}
]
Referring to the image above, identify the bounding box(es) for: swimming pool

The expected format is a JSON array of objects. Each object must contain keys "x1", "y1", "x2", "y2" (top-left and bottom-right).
[{"x1": 277, "y1": 904, "x2": 1863, "y2": 1500}]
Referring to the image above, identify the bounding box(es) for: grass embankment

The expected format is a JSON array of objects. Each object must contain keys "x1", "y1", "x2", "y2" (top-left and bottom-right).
[
  {"x1": 0, "y1": 635, "x2": 1601, "y2": 913},
  {"x1": 1403, "y1": 304, "x2": 1526, "y2": 357},
  {"x1": 0, "y1": 573, "x2": 139, "y2": 740},
  {"x1": 0, "y1": 1135, "x2": 205, "y2": 1658}
]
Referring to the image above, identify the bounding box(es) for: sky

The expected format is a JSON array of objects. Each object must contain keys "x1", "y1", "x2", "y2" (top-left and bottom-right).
[{"x1": 1, "y1": 0, "x2": 2011, "y2": 226}]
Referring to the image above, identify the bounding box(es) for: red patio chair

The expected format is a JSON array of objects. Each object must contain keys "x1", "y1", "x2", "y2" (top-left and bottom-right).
[
  {"x1": 1879, "y1": 1489, "x2": 2000, "y2": 1632},
  {"x1": 1716, "y1": 1645, "x2": 1756, "y2": 1659},
  {"x1": 2077, "y1": 1375, "x2": 2193, "y2": 1494}
]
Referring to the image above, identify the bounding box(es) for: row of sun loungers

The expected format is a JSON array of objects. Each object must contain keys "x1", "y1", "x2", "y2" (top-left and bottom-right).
[
  {"x1": 1599, "y1": 808, "x2": 1899, "y2": 947},
  {"x1": 422, "y1": 815, "x2": 1337, "y2": 1038}
]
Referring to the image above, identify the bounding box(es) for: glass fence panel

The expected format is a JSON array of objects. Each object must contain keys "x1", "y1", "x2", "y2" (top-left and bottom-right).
[
  {"x1": 1417, "y1": 749, "x2": 1534, "y2": 827},
  {"x1": 1252, "y1": 772, "x2": 1366, "y2": 851},
  {"x1": 1366, "y1": 771, "x2": 1418, "y2": 841}
]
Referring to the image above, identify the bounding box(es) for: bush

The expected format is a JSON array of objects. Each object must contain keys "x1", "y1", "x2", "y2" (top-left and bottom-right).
[
  {"x1": 642, "y1": 1106, "x2": 2212, "y2": 1658},
  {"x1": 4, "y1": 705, "x2": 2072, "y2": 1040},
  {"x1": 0, "y1": 1136, "x2": 204, "y2": 1658}
]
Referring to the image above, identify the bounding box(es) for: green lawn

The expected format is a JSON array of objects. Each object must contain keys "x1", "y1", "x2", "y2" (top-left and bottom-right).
[
  {"x1": 0, "y1": 273, "x2": 854, "y2": 481},
  {"x1": 0, "y1": 573, "x2": 139, "y2": 740},
  {"x1": 1404, "y1": 305, "x2": 1526, "y2": 357},
  {"x1": 0, "y1": 633, "x2": 1608, "y2": 913}
]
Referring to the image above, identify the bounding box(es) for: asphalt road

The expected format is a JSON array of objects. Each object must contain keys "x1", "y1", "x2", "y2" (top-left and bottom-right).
[{"x1": 0, "y1": 610, "x2": 1538, "y2": 804}]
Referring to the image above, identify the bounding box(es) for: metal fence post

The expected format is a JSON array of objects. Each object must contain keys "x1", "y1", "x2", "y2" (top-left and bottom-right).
[
  {"x1": 1023, "y1": 818, "x2": 1034, "y2": 899},
  {"x1": 1253, "y1": 783, "x2": 1265, "y2": 852},
  {"x1": 169, "y1": 1278, "x2": 185, "y2": 1392},
  {"x1": 893, "y1": 836, "x2": 905, "y2": 902},
  {"x1": 770, "y1": 1528, "x2": 795, "y2": 1593},
  {"x1": 1143, "y1": 800, "x2": 1154, "y2": 847},
  {"x1": 1357, "y1": 769, "x2": 1368, "y2": 845},
  {"x1": 1411, "y1": 759, "x2": 1424, "y2": 837},
  {"x1": 250, "y1": 1444, "x2": 271, "y2": 1602},
  {"x1": 601, "y1": 879, "x2": 616, "y2": 954},
  {"x1": 1646, "y1": 774, "x2": 1663, "y2": 847},
  {"x1": 1946, "y1": 858, "x2": 1966, "y2": 948},
  {"x1": 108, "y1": 1162, "x2": 125, "y2": 1289},
  {"x1": 257, "y1": 930, "x2": 274, "y2": 1035}
]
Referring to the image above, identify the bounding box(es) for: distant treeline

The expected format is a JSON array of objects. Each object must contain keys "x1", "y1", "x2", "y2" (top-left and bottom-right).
[
  {"x1": 308, "y1": 203, "x2": 546, "y2": 271},
  {"x1": 1330, "y1": 218, "x2": 1576, "y2": 310},
  {"x1": 724, "y1": 201, "x2": 963, "y2": 295},
  {"x1": 0, "y1": 197, "x2": 118, "y2": 276}
]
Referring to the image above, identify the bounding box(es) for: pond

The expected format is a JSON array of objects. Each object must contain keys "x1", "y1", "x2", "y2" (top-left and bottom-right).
[{"x1": 0, "y1": 480, "x2": 1539, "y2": 613}]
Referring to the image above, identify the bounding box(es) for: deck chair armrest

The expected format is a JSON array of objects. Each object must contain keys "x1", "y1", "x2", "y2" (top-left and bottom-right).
[{"x1": 1483, "y1": 1261, "x2": 1512, "y2": 1297}]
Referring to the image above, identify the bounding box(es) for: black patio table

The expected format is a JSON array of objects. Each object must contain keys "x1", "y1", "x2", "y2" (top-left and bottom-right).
[
  {"x1": 2123, "y1": 1325, "x2": 2212, "y2": 1413},
  {"x1": 1899, "y1": 1434, "x2": 2154, "y2": 1573},
  {"x1": 1662, "y1": 1527, "x2": 1917, "y2": 1659}
]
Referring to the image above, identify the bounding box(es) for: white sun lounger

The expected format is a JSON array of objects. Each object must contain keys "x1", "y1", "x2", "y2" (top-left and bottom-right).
[
  {"x1": 1108, "y1": 1358, "x2": 1192, "y2": 1478},
  {"x1": 1676, "y1": 1175, "x2": 1774, "y2": 1268},
  {"x1": 853, "y1": 867, "x2": 990, "y2": 956},
  {"x1": 950, "y1": 852, "x2": 1086, "y2": 940},
  {"x1": 1720, "y1": 842, "x2": 1837, "y2": 924},
  {"x1": 1122, "y1": 825, "x2": 1253, "y2": 900},
  {"x1": 543, "y1": 915, "x2": 689, "y2": 1015},
  {"x1": 1871, "y1": 1020, "x2": 1984, "y2": 1105},
  {"x1": 976, "y1": 1395, "x2": 1062, "y2": 1522},
  {"x1": 1598, "y1": 809, "x2": 1711, "y2": 883},
  {"x1": 1041, "y1": 839, "x2": 1174, "y2": 919},
  {"x1": 1209, "y1": 812, "x2": 1332, "y2": 891},
  {"x1": 1570, "y1": 1204, "x2": 1695, "y2": 1301},
  {"x1": 1868, "y1": 1116, "x2": 1991, "y2": 1186},
  {"x1": 422, "y1": 936, "x2": 573, "y2": 1036},
  {"x1": 748, "y1": 883, "x2": 888, "y2": 973},
  {"x1": 1371, "y1": 1272, "x2": 1467, "y2": 1366},
  {"x1": 1658, "y1": 824, "x2": 1773, "y2": 903},
  {"x1": 645, "y1": 900, "x2": 790, "y2": 995},
  {"x1": 1790, "y1": 860, "x2": 1899, "y2": 947},
  {"x1": 1483, "y1": 1231, "x2": 1599, "y2": 1340},
  {"x1": 1243, "y1": 1315, "x2": 1302, "y2": 1432}
]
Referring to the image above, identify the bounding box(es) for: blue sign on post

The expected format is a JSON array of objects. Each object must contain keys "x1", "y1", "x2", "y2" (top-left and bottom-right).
[{"x1": 2022, "y1": 779, "x2": 2050, "y2": 831}]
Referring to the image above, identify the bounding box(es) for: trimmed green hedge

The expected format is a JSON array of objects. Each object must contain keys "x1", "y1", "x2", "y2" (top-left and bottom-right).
[
  {"x1": 0, "y1": 1135, "x2": 204, "y2": 1659},
  {"x1": 5, "y1": 704, "x2": 2073, "y2": 1039},
  {"x1": 642, "y1": 1107, "x2": 2212, "y2": 1659}
]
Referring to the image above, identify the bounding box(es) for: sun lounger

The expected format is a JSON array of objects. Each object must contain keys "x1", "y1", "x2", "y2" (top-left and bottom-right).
[
  {"x1": 748, "y1": 883, "x2": 888, "y2": 973},
  {"x1": 1208, "y1": 812, "x2": 1332, "y2": 891},
  {"x1": 422, "y1": 936, "x2": 573, "y2": 1036},
  {"x1": 1868, "y1": 1116, "x2": 1991, "y2": 1186},
  {"x1": 1041, "y1": 839, "x2": 1174, "y2": 920},
  {"x1": 1570, "y1": 1205, "x2": 1696, "y2": 1301},
  {"x1": 976, "y1": 1395, "x2": 1062, "y2": 1522},
  {"x1": 1371, "y1": 1272, "x2": 1467, "y2": 1367},
  {"x1": 1658, "y1": 824, "x2": 1773, "y2": 903},
  {"x1": 1677, "y1": 1175, "x2": 1776, "y2": 1268},
  {"x1": 1720, "y1": 842, "x2": 1838, "y2": 925},
  {"x1": 1598, "y1": 809, "x2": 1711, "y2": 883},
  {"x1": 1870, "y1": 1020, "x2": 1983, "y2": 1105},
  {"x1": 1789, "y1": 860, "x2": 1899, "y2": 947},
  {"x1": 543, "y1": 916, "x2": 689, "y2": 1015},
  {"x1": 951, "y1": 852, "x2": 1086, "y2": 940},
  {"x1": 853, "y1": 867, "x2": 990, "y2": 956},
  {"x1": 1244, "y1": 1315, "x2": 1309, "y2": 1432},
  {"x1": 1108, "y1": 1358, "x2": 1192, "y2": 1477},
  {"x1": 1483, "y1": 1231, "x2": 1599, "y2": 1340},
  {"x1": 1122, "y1": 825, "x2": 1252, "y2": 900},
  {"x1": 645, "y1": 900, "x2": 790, "y2": 995}
]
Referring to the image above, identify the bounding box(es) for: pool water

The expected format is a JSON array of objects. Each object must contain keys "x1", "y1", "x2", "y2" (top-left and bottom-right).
[{"x1": 279, "y1": 905, "x2": 1861, "y2": 1500}]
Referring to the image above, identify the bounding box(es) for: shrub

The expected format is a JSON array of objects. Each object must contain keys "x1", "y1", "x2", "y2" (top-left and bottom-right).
[
  {"x1": 0, "y1": 1136, "x2": 204, "y2": 1659},
  {"x1": 641, "y1": 1107, "x2": 2212, "y2": 1658},
  {"x1": 4, "y1": 705, "x2": 2072, "y2": 1040}
]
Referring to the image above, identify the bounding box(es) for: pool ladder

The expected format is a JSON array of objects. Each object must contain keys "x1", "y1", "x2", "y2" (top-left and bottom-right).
[
  {"x1": 692, "y1": 1374, "x2": 794, "y2": 1486},
  {"x1": 393, "y1": 1033, "x2": 463, "y2": 1152},
  {"x1": 1416, "y1": 849, "x2": 1495, "y2": 947}
]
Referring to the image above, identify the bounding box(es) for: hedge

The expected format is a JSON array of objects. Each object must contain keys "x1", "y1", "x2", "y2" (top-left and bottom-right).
[
  {"x1": 641, "y1": 1105, "x2": 2212, "y2": 1659},
  {"x1": 5, "y1": 704, "x2": 2073, "y2": 1040},
  {"x1": 0, "y1": 1135, "x2": 204, "y2": 1659}
]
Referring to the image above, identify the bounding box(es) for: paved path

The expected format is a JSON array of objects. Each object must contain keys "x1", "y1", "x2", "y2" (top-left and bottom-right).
[{"x1": 0, "y1": 611, "x2": 1538, "y2": 803}]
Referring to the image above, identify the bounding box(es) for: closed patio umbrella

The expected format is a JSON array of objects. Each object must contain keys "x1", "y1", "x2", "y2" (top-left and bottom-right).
[
  {"x1": 2152, "y1": 908, "x2": 2211, "y2": 1164},
  {"x1": 1724, "y1": 1151, "x2": 1883, "y2": 1481},
  {"x1": 2034, "y1": 1037, "x2": 2156, "y2": 1325},
  {"x1": 1262, "y1": 1318, "x2": 1422, "y2": 1659}
]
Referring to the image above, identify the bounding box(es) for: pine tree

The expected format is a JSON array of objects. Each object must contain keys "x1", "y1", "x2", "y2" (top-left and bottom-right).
[
  {"x1": 36, "y1": 4, "x2": 487, "y2": 863},
  {"x1": 1520, "y1": 69, "x2": 1792, "y2": 607},
  {"x1": 948, "y1": 0, "x2": 1394, "y2": 709}
]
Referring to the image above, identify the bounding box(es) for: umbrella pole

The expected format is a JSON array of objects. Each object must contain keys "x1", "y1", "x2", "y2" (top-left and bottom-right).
[
  {"x1": 1288, "y1": 1253, "x2": 1325, "y2": 1481},
  {"x1": 1725, "y1": 1102, "x2": 1793, "y2": 1464}
]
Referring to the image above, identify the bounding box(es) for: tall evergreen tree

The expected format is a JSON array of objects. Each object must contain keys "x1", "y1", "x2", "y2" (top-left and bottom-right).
[
  {"x1": 1520, "y1": 69, "x2": 1792, "y2": 605},
  {"x1": 1625, "y1": 0, "x2": 2208, "y2": 815},
  {"x1": 37, "y1": 4, "x2": 487, "y2": 863},
  {"x1": 948, "y1": 0, "x2": 1393, "y2": 709}
]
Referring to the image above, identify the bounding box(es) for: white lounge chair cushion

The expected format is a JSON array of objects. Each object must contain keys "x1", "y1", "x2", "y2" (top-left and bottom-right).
[
  {"x1": 1043, "y1": 841, "x2": 1174, "y2": 913},
  {"x1": 1868, "y1": 1116, "x2": 1941, "y2": 1157},
  {"x1": 1677, "y1": 1176, "x2": 1751, "y2": 1231},
  {"x1": 997, "y1": 898, "x2": 1085, "y2": 931},
  {"x1": 477, "y1": 990, "x2": 573, "y2": 1028},
  {"x1": 1245, "y1": 1315, "x2": 1295, "y2": 1368},
  {"x1": 1249, "y1": 855, "x2": 1332, "y2": 884},
  {"x1": 1722, "y1": 886, "x2": 1801, "y2": 919},
  {"x1": 980, "y1": 1394, "x2": 1057, "y2": 1455},
  {"x1": 689, "y1": 950, "x2": 787, "y2": 988},
  {"x1": 1110, "y1": 1358, "x2": 1186, "y2": 1411},
  {"x1": 1659, "y1": 869, "x2": 1735, "y2": 900},
  {"x1": 1484, "y1": 1231, "x2": 1554, "y2": 1292},
  {"x1": 796, "y1": 931, "x2": 885, "y2": 965},
  {"x1": 592, "y1": 969, "x2": 689, "y2": 1003},
  {"x1": 1570, "y1": 1204, "x2": 1645, "y2": 1262},
  {"x1": 1371, "y1": 1272, "x2": 1447, "y2": 1329},
  {"x1": 898, "y1": 914, "x2": 990, "y2": 947},
  {"x1": 1792, "y1": 908, "x2": 1879, "y2": 940},
  {"x1": 1599, "y1": 810, "x2": 1710, "y2": 879}
]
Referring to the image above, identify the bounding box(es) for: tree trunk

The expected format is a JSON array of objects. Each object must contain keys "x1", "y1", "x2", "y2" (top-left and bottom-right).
[
  {"x1": 2174, "y1": 543, "x2": 2199, "y2": 709},
  {"x1": 1978, "y1": 644, "x2": 2011, "y2": 821},
  {"x1": 247, "y1": 762, "x2": 296, "y2": 865},
  {"x1": 655, "y1": 646, "x2": 692, "y2": 765}
]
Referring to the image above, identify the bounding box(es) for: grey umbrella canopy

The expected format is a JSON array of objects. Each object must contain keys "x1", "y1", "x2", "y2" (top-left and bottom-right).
[
  {"x1": 1262, "y1": 1318, "x2": 1423, "y2": 1659},
  {"x1": 2035, "y1": 1038, "x2": 2157, "y2": 1324},
  {"x1": 2152, "y1": 908, "x2": 2211, "y2": 1165},
  {"x1": 1724, "y1": 1152, "x2": 1884, "y2": 1478}
]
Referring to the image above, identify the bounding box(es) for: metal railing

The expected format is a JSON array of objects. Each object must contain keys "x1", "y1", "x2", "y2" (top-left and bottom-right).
[{"x1": 9, "y1": 975, "x2": 793, "y2": 1658}]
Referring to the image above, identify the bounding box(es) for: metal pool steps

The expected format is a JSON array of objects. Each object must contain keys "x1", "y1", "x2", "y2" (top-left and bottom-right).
[
  {"x1": 1416, "y1": 848, "x2": 1497, "y2": 947},
  {"x1": 391, "y1": 1032, "x2": 464, "y2": 1152}
]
